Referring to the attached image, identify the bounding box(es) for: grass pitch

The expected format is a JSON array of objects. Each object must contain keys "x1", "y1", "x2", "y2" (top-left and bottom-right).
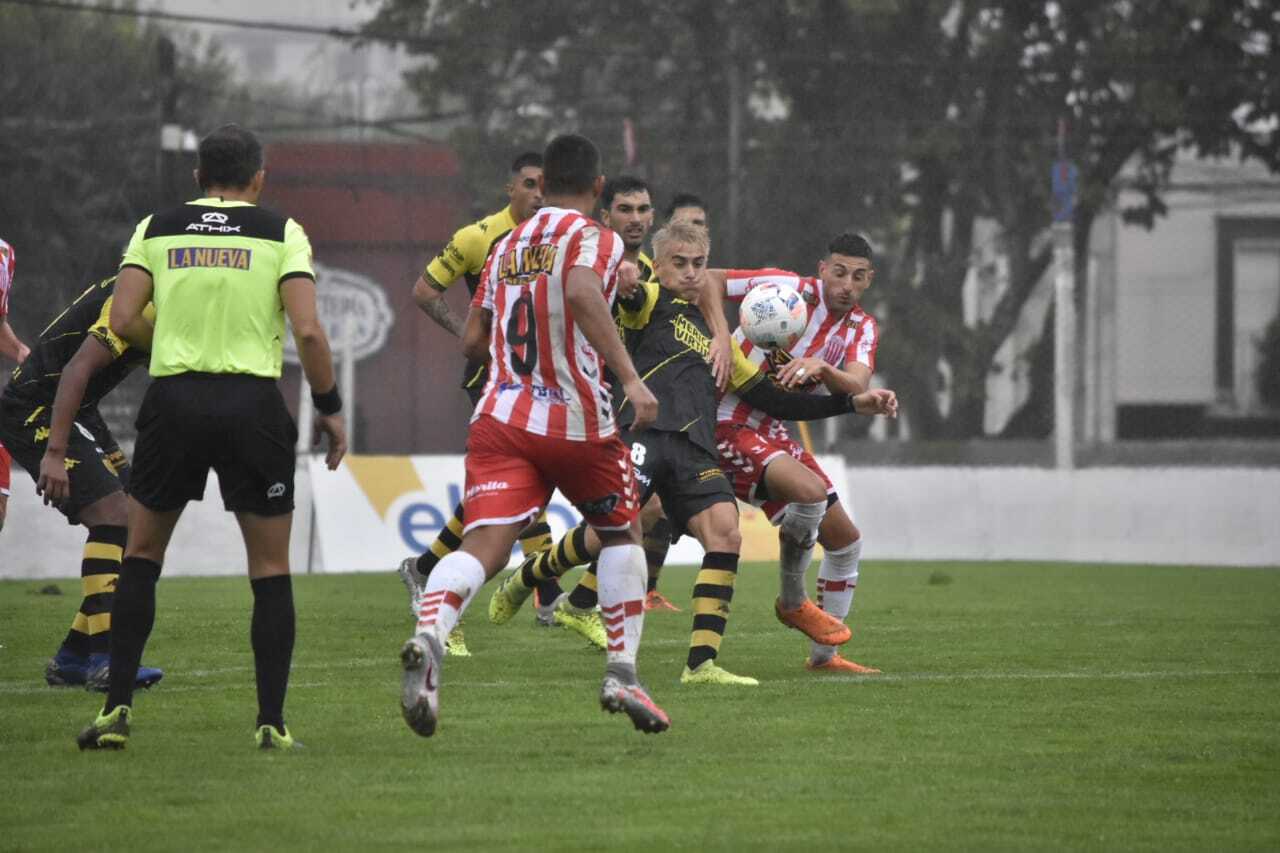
[{"x1": 2, "y1": 561, "x2": 1278, "y2": 851}]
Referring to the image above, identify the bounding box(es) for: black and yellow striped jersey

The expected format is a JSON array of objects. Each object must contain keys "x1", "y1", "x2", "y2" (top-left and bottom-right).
[{"x1": 3, "y1": 277, "x2": 152, "y2": 410}]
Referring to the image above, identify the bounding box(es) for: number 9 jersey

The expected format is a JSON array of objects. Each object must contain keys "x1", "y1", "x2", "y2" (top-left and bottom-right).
[{"x1": 470, "y1": 207, "x2": 625, "y2": 441}]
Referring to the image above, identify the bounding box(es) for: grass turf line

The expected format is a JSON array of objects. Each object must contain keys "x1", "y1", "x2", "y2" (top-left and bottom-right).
[{"x1": 1, "y1": 561, "x2": 1278, "y2": 851}]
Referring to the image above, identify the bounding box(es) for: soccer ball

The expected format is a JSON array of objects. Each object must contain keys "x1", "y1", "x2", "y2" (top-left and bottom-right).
[{"x1": 739, "y1": 283, "x2": 807, "y2": 350}]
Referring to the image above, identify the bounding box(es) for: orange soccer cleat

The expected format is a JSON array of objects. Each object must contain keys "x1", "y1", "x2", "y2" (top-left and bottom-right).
[
  {"x1": 644, "y1": 590, "x2": 682, "y2": 612},
  {"x1": 805, "y1": 654, "x2": 881, "y2": 674},
  {"x1": 774, "y1": 598, "x2": 852, "y2": 646}
]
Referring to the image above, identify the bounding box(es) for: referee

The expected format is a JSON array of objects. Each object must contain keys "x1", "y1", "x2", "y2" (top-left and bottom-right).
[{"x1": 76, "y1": 125, "x2": 347, "y2": 751}]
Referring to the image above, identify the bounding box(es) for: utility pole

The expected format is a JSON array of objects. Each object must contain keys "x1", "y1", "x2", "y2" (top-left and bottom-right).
[
  {"x1": 1051, "y1": 118, "x2": 1078, "y2": 470},
  {"x1": 725, "y1": 8, "x2": 743, "y2": 262},
  {"x1": 155, "y1": 35, "x2": 178, "y2": 206}
]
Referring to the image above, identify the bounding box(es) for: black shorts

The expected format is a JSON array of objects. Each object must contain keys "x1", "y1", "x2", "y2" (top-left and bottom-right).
[
  {"x1": 130, "y1": 373, "x2": 297, "y2": 516},
  {"x1": 622, "y1": 429, "x2": 735, "y2": 539},
  {"x1": 0, "y1": 394, "x2": 127, "y2": 524}
]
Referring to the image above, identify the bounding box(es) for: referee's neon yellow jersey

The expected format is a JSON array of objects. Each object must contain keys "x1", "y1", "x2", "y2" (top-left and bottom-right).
[{"x1": 119, "y1": 197, "x2": 314, "y2": 379}]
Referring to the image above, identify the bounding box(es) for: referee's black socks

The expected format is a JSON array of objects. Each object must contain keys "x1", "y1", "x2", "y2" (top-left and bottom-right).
[
  {"x1": 250, "y1": 574, "x2": 295, "y2": 731},
  {"x1": 104, "y1": 557, "x2": 162, "y2": 713}
]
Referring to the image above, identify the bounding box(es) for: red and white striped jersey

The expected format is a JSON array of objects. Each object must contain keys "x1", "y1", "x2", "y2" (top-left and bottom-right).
[
  {"x1": 0, "y1": 238, "x2": 14, "y2": 318},
  {"x1": 716, "y1": 268, "x2": 880, "y2": 437},
  {"x1": 470, "y1": 206, "x2": 626, "y2": 441}
]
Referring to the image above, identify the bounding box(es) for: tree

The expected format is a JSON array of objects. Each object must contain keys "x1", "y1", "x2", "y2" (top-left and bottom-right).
[{"x1": 367, "y1": 0, "x2": 1280, "y2": 438}]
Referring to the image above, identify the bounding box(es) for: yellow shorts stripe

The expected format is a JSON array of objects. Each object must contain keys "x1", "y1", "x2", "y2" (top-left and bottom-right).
[
  {"x1": 694, "y1": 569, "x2": 737, "y2": 589},
  {"x1": 84, "y1": 542, "x2": 124, "y2": 563},
  {"x1": 690, "y1": 629, "x2": 724, "y2": 649},
  {"x1": 86, "y1": 612, "x2": 112, "y2": 635},
  {"x1": 82, "y1": 573, "x2": 118, "y2": 597}
]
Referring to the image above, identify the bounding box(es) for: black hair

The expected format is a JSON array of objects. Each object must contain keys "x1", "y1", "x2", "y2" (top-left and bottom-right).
[
  {"x1": 511, "y1": 151, "x2": 543, "y2": 173},
  {"x1": 665, "y1": 192, "x2": 707, "y2": 219},
  {"x1": 196, "y1": 124, "x2": 263, "y2": 191},
  {"x1": 542, "y1": 134, "x2": 601, "y2": 196},
  {"x1": 827, "y1": 232, "x2": 874, "y2": 261},
  {"x1": 601, "y1": 175, "x2": 650, "y2": 209}
]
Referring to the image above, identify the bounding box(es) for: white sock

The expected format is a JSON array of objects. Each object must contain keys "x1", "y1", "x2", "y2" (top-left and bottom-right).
[
  {"x1": 778, "y1": 500, "x2": 825, "y2": 609},
  {"x1": 415, "y1": 551, "x2": 485, "y2": 646},
  {"x1": 811, "y1": 538, "x2": 861, "y2": 663},
  {"x1": 597, "y1": 543, "x2": 646, "y2": 670}
]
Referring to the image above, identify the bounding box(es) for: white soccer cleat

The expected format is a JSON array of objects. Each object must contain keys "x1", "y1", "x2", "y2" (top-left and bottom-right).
[
  {"x1": 397, "y1": 557, "x2": 426, "y2": 619},
  {"x1": 399, "y1": 633, "x2": 443, "y2": 737}
]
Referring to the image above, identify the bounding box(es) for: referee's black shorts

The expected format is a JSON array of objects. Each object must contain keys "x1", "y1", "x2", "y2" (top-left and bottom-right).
[
  {"x1": 130, "y1": 372, "x2": 297, "y2": 516},
  {"x1": 622, "y1": 429, "x2": 736, "y2": 540}
]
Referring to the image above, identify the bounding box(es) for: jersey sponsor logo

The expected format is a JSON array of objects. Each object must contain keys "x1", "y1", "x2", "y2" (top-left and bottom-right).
[
  {"x1": 267, "y1": 482, "x2": 287, "y2": 499},
  {"x1": 495, "y1": 243, "x2": 559, "y2": 285},
  {"x1": 670, "y1": 314, "x2": 711, "y2": 355},
  {"x1": 201, "y1": 212, "x2": 230, "y2": 225},
  {"x1": 167, "y1": 247, "x2": 253, "y2": 270},
  {"x1": 497, "y1": 381, "x2": 567, "y2": 403},
  {"x1": 184, "y1": 221, "x2": 243, "y2": 234},
  {"x1": 697, "y1": 468, "x2": 726, "y2": 482}
]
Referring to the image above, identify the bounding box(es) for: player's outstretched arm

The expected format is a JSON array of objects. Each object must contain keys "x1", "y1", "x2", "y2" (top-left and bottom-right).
[
  {"x1": 108, "y1": 268, "x2": 155, "y2": 351},
  {"x1": 565, "y1": 265, "x2": 657, "y2": 430},
  {"x1": 0, "y1": 319, "x2": 28, "y2": 363},
  {"x1": 37, "y1": 337, "x2": 117, "y2": 506},
  {"x1": 696, "y1": 271, "x2": 731, "y2": 392},
  {"x1": 282, "y1": 276, "x2": 347, "y2": 470},
  {"x1": 413, "y1": 273, "x2": 465, "y2": 338},
  {"x1": 851, "y1": 387, "x2": 898, "y2": 418},
  {"x1": 776, "y1": 358, "x2": 872, "y2": 395}
]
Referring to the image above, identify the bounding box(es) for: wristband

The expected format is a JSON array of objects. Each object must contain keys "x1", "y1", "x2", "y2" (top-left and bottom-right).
[{"x1": 312, "y1": 384, "x2": 343, "y2": 416}]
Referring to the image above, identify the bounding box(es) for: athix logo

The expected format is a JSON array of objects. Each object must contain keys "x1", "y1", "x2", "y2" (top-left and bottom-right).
[
  {"x1": 185, "y1": 210, "x2": 241, "y2": 234},
  {"x1": 267, "y1": 482, "x2": 287, "y2": 499},
  {"x1": 465, "y1": 480, "x2": 509, "y2": 499}
]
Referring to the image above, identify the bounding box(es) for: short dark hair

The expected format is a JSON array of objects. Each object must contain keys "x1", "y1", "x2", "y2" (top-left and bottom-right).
[
  {"x1": 665, "y1": 192, "x2": 707, "y2": 219},
  {"x1": 827, "y1": 232, "x2": 874, "y2": 261},
  {"x1": 601, "y1": 175, "x2": 650, "y2": 210},
  {"x1": 543, "y1": 134, "x2": 600, "y2": 196},
  {"x1": 511, "y1": 151, "x2": 543, "y2": 173},
  {"x1": 196, "y1": 124, "x2": 263, "y2": 191}
]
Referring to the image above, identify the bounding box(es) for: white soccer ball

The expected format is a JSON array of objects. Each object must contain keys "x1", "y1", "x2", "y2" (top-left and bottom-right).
[{"x1": 739, "y1": 283, "x2": 807, "y2": 350}]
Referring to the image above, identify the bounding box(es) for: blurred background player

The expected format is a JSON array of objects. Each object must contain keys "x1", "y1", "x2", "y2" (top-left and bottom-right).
[
  {"x1": 398, "y1": 152, "x2": 563, "y2": 649},
  {"x1": 399, "y1": 133, "x2": 669, "y2": 737},
  {"x1": 498, "y1": 223, "x2": 896, "y2": 683},
  {"x1": 664, "y1": 192, "x2": 708, "y2": 229},
  {"x1": 709, "y1": 232, "x2": 882, "y2": 674},
  {"x1": 0, "y1": 237, "x2": 30, "y2": 534},
  {"x1": 76, "y1": 125, "x2": 347, "y2": 751},
  {"x1": 0, "y1": 275, "x2": 165, "y2": 690}
]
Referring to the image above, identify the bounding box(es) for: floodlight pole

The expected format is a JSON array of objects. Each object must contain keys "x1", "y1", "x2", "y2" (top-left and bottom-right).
[{"x1": 1051, "y1": 118, "x2": 1077, "y2": 470}]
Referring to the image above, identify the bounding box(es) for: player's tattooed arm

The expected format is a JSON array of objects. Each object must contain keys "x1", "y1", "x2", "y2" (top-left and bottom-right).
[
  {"x1": 461, "y1": 306, "x2": 493, "y2": 363},
  {"x1": 413, "y1": 274, "x2": 465, "y2": 337}
]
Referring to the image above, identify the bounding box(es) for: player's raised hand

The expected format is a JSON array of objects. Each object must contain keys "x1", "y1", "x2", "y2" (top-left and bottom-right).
[
  {"x1": 851, "y1": 388, "x2": 898, "y2": 418},
  {"x1": 776, "y1": 356, "x2": 826, "y2": 389},
  {"x1": 624, "y1": 376, "x2": 659, "y2": 431},
  {"x1": 36, "y1": 450, "x2": 71, "y2": 506},
  {"x1": 316, "y1": 412, "x2": 349, "y2": 470},
  {"x1": 616, "y1": 260, "x2": 641, "y2": 299},
  {"x1": 706, "y1": 332, "x2": 731, "y2": 392}
]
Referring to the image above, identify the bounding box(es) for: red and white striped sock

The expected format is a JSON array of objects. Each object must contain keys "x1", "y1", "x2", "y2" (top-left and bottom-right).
[
  {"x1": 811, "y1": 539, "x2": 861, "y2": 664},
  {"x1": 597, "y1": 543, "x2": 646, "y2": 668},
  {"x1": 416, "y1": 551, "x2": 485, "y2": 645}
]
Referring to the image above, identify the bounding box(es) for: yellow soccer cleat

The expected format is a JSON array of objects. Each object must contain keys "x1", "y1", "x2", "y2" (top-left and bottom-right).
[
  {"x1": 488, "y1": 570, "x2": 534, "y2": 625},
  {"x1": 552, "y1": 596, "x2": 607, "y2": 650},
  {"x1": 680, "y1": 659, "x2": 759, "y2": 686},
  {"x1": 445, "y1": 625, "x2": 471, "y2": 657},
  {"x1": 76, "y1": 705, "x2": 131, "y2": 750},
  {"x1": 254, "y1": 724, "x2": 300, "y2": 750}
]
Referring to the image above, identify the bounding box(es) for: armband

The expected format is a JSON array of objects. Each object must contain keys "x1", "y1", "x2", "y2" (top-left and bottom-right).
[{"x1": 311, "y1": 384, "x2": 343, "y2": 416}]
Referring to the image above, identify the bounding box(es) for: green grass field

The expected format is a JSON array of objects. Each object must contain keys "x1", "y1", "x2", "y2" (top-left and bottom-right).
[{"x1": 2, "y1": 561, "x2": 1278, "y2": 851}]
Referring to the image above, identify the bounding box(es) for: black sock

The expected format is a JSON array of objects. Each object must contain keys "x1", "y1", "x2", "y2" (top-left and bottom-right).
[
  {"x1": 567, "y1": 562, "x2": 599, "y2": 610},
  {"x1": 416, "y1": 501, "x2": 465, "y2": 577},
  {"x1": 534, "y1": 578, "x2": 563, "y2": 604},
  {"x1": 643, "y1": 517, "x2": 672, "y2": 593},
  {"x1": 251, "y1": 574, "x2": 295, "y2": 731},
  {"x1": 104, "y1": 557, "x2": 162, "y2": 713}
]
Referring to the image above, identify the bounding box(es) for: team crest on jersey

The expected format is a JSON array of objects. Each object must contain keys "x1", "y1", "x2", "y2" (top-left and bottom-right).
[
  {"x1": 579, "y1": 493, "x2": 619, "y2": 517},
  {"x1": 801, "y1": 289, "x2": 819, "y2": 306},
  {"x1": 167, "y1": 247, "x2": 252, "y2": 270}
]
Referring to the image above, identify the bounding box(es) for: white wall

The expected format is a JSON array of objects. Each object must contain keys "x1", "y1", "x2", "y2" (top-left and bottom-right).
[{"x1": 3, "y1": 463, "x2": 1275, "y2": 577}]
